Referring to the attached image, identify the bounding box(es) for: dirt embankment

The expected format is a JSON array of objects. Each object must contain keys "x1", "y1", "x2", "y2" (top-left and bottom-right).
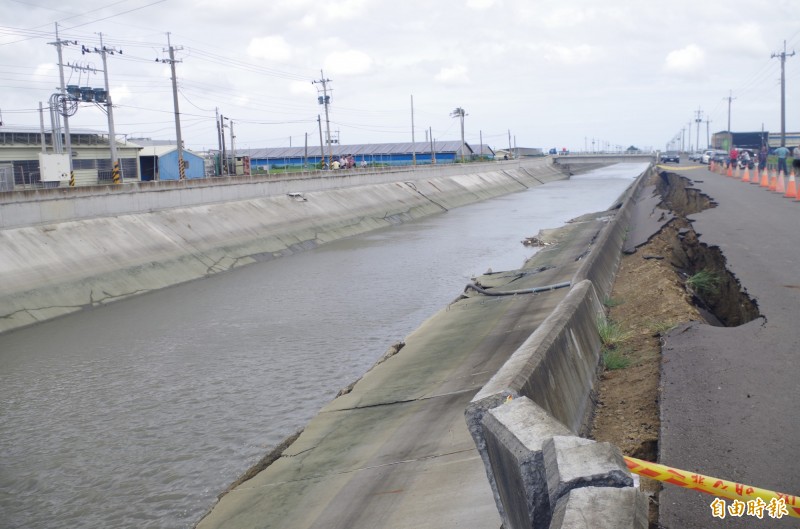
[{"x1": 590, "y1": 170, "x2": 760, "y2": 528}]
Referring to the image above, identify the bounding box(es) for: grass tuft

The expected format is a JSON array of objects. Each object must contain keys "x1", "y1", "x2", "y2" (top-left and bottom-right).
[
  {"x1": 686, "y1": 269, "x2": 721, "y2": 295},
  {"x1": 602, "y1": 348, "x2": 631, "y2": 370},
  {"x1": 647, "y1": 319, "x2": 678, "y2": 336},
  {"x1": 597, "y1": 317, "x2": 632, "y2": 349},
  {"x1": 603, "y1": 297, "x2": 623, "y2": 308}
]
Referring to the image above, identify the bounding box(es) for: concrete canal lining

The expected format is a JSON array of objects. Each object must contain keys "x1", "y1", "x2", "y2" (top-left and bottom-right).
[{"x1": 0, "y1": 159, "x2": 567, "y2": 334}]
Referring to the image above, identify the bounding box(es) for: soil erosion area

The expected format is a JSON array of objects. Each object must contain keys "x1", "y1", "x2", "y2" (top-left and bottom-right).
[{"x1": 588, "y1": 168, "x2": 760, "y2": 528}]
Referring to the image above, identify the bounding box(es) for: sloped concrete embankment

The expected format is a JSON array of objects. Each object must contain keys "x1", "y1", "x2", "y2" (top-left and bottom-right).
[
  {"x1": 465, "y1": 164, "x2": 657, "y2": 529},
  {"x1": 0, "y1": 162, "x2": 565, "y2": 334}
]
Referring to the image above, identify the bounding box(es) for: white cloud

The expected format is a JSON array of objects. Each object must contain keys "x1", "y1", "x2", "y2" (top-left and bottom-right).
[
  {"x1": 540, "y1": 44, "x2": 597, "y2": 65},
  {"x1": 435, "y1": 64, "x2": 470, "y2": 84},
  {"x1": 247, "y1": 36, "x2": 292, "y2": 63},
  {"x1": 467, "y1": 0, "x2": 498, "y2": 9},
  {"x1": 324, "y1": 50, "x2": 372, "y2": 75},
  {"x1": 664, "y1": 44, "x2": 705, "y2": 74},
  {"x1": 34, "y1": 63, "x2": 54, "y2": 78},
  {"x1": 541, "y1": 7, "x2": 593, "y2": 29},
  {"x1": 323, "y1": 0, "x2": 369, "y2": 20},
  {"x1": 111, "y1": 85, "x2": 132, "y2": 104},
  {"x1": 289, "y1": 80, "x2": 316, "y2": 96}
]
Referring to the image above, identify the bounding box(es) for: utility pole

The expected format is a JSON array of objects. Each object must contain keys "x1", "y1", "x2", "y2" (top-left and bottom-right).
[
  {"x1": 82, "y1": 33, "x2": 122, "y2": 181},
  {"x1": 451, "y1": 107, "x2": 466, "y2": 162},
  {"x1": 410, "y1": 95, "x2": 416, "y2": 166},
  {"x1": 687, "y1": 121, "x2": 692, "y2": 153},
  {"x1": 430, "y1": 126, "x2": 435, "y2": 164},
  {"x1": 220, "y1": 115, "x2": 228, "y2": 175},
  {"x1": 694, "y1": 107, "x2": 702, "y2": 152},
  {"x1": 229, "y1": 119, "x2": 235, "y2": 175},
  {"x1": 312, "y1": 71, "x2": 333, "y2": 166},
  {"x1": 705, "y1": 118, "x2": 712, "y2": 149},
  {"x1": 317, "y1": 115, "x2": 325, "y2": 168},
  {"x1": 724, "y1": 90, "x2": 735, "y2": 133},
  {"x1": 215, "y1": 108, "x2": 222, "y2": 175},
  {"x1": 49, "y1": 23, "x2": 74, "y2": 174},
  {"x1": 39, "y1": 102, "x2": 46, "y2": 153},
  {"x1": 164, "y1": 33, "x2": 185, "y2": 179},
  {"x1": 771, "y1": 40, "x2": 795, "y2": 147}
]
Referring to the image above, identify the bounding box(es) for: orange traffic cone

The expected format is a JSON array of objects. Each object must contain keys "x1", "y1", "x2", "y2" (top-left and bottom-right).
[
  {"x1": 784, "y1": 172, "x2": 797, "y2": 199},
  {"x1": 727, "y1": 164, "x2": 733, "y2": 177},
  {"x1": 742, "y1": 166, "x2": 751, "y2": 183},
  {"x1": 760, "y1": 167, "x2": 771, "y2": 187},
  {"x1": 776, "y1": 172, "x2": 786, "y2": 193},
  {"x1": 769, "y1": 170, "x2": 778, "y2": 191}
]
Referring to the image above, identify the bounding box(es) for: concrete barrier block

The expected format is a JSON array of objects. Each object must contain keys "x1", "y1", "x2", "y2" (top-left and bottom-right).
[
  {"x1": 549, "y1": 486, "x2": 648, "y2": 529},
  {"x1": 481, "y1": 396, "x2": 572, "y2": 529},
  {"x1": 543, "y1": 435, "x2": 633, "y2": 512}
]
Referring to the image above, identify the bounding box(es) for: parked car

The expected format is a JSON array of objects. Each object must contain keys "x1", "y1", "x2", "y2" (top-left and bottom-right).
[
  {"x1": 703, "y1": 150, "x2": 727, "y2": 164},
  {"x1": 688, "y1": 151, "x2": 703, "y2": 162},
  {"x1": 660, "y1": 151, "x2": 680, "y2": 163},
  {"x1": 711, "y1": 152, "x2": 728, "y2": 165}
]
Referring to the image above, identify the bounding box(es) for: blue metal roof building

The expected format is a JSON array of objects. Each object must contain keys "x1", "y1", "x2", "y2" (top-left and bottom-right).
[{"x1": 239, "y1": 141, "x2": 486, "y2": 170}]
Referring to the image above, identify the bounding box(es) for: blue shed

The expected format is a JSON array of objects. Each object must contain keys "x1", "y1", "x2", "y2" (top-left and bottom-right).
[{"x1": 136, "y1": 144, "x2": 205, "y2": 181}]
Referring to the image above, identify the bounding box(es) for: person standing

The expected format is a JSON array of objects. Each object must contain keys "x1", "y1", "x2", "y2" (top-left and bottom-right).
[
  {"x1": 792, "y1": 145, "x2": 800, "y2": 175},
  {"x1": 758, "y1": 144, "x2": 768, "y2": 171},
  {"x1": 774, "y1": 145, "x2": 790, "y2": 175},
  {"x1": 728, "y1": 146, "x2": 739, "y2": 169}
]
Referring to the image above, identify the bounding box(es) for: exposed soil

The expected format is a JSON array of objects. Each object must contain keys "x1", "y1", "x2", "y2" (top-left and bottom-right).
[
  {"x1": 590, "y1": 219, "x2": 703, "y2": 527},
  {"x1": 589, "y1": 170, "x2": 761, "y2": 528}
]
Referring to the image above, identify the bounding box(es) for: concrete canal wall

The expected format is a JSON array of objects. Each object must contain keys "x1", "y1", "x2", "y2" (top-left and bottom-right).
[
  {"x1": 0, "y1": 159, "x2": 567, "y2": 334},
  {"x1": 465, "y1": 163, "x2": 655, "y2": 529}
]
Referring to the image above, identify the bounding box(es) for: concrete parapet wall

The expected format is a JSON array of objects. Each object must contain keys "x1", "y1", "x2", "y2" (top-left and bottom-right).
[
  {"x1": 466, "y1": 164, "x2": 654, "y2": 528},
  {"x1": 479, "y1": 397, "x2": 644, "y2": 529},
  {"x1": 0, "y1": 161, "x2": 566, "y2": 334},
  {"x1": 572, "y1": 165, "x2": 656, "y2": 300}
]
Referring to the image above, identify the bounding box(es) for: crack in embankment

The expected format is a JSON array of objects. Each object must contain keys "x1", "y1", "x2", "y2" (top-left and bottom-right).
[{"x1": 656, "y1": 171, "x2": 760, "y2": 327}]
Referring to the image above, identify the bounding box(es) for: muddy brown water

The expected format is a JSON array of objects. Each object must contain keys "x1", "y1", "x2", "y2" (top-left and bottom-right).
[{"x1": 0, "y1": 164, "x2": 645, "y2": 528}]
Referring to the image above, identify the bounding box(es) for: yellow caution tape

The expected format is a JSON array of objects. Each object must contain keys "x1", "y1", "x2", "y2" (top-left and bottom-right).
[
  {"x1": 624, "y1": 456, "x2": 800, "y2": 519},
  {"x1": 656, "y1": 164, "x2": 706, "y2": 171}
]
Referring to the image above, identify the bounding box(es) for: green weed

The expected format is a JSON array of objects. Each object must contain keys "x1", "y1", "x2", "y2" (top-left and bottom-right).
[
  {"x1": 602, "y1": 348, "x2": 632, "y2": 370},
  {"x1": 597, "y1": 317, "x2": 632, "y2": 349},
  {"x1": 686, "y1": 270, "x2": 721, "y2": 295}
]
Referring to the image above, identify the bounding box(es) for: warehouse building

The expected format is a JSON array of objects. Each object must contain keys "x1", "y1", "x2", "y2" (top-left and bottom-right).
[
  {"x1": 0, "y1": 127, "x2": 140, "y2": 189},
  {"x1": 241, "y1": 140, "x2": 479, "y2": 171}
]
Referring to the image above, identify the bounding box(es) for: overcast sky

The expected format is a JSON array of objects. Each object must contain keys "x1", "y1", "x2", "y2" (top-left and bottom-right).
[{"x1": 1, "y1": 0, "x2": 798, "y2": 153}]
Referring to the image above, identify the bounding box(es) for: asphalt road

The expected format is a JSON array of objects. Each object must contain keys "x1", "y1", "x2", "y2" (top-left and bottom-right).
[{"x1": 658, "y1": 162, "x2": 800, "y2": 527}]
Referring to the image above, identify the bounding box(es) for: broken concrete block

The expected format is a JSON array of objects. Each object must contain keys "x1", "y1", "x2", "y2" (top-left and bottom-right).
[
  {"x1": 549, "y1": 486, "x2": 648, "y2": 529},
  {"x1": 543, "y1": 435, "x2": 633, "y2": 512},
  {"x1": 481, "y1": 396, "x2": 572, "y2": 529}
]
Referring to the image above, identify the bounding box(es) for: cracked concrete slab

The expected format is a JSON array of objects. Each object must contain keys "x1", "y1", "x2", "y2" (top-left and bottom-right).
[
  {"x1": 195, "y1": 209, "x2": 616, "y2": 529},
  {"x1": 621, "y1": 183, "x2": 675, "y2": 254}
]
